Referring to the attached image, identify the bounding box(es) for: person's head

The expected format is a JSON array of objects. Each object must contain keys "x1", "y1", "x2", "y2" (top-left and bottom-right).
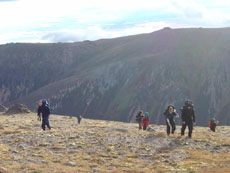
[
  {"x1": 185, "y1": 100, "x2": 193, "y2": 109},
  {"x1": 185, "y1": 100, "x2": 192, "y2": 105},
  {"x1": 144, "y1": 112, "x2": 149, "y2": 117},
  {"x1": 187, "y1": 106, "x2": 192, "y2": 110},
  {"x1": 39, "y1": 99, "x2": 47, "y2": 106},
  {"x1": 169, "y1": 106, "x2": 174, "y2": 113},
  {"x1": 38, "y1": 100, "x2": 43, "y2": 106},
  {"x1": 140, "y1": 111, "x2": 144, "y2": 115}
]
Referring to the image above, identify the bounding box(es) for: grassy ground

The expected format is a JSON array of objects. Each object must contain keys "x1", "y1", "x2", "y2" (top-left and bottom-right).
[{"x1": 0, "y1": 113, "x2": 230, "y2": 173}]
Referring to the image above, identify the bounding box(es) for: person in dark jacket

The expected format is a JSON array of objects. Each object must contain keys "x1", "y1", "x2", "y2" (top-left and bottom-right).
[
  {"x1": 37, "y1": 99, "x2": 51, "y2": 131},
  {"x1": 164, "y1": 105, "x2": 179, "y2": 136},
  {"x1": 136, "y1": 111, "x2": 144, "y2": 129},
  {"x1": 209, "y1": 118, "x2": 219, "y2": 132},
  {"x1": 181, "y1": 100, "x2": 196, "y2": 138},
  {"x1": 77, "y1": 115, "x2": 82, "y2": 124}
]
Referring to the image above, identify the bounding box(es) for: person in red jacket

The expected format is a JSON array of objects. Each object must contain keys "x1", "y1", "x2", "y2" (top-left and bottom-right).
[
  {"x1": 208, "y1": 118, "x2": 219, "y2": 132},
  {"x1": 142, "y1": 112, "x2": 150, "y2": 130}
]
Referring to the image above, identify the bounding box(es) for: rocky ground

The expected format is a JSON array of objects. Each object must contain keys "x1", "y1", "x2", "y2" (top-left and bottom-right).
[{"x1": 0, "y1": 113, "x2": 230, "y2": 173}]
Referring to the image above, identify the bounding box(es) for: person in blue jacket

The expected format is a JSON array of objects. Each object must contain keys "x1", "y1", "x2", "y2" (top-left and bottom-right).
[{"x1": 37, "y1": 99, "x2": 51, "y2": 131}]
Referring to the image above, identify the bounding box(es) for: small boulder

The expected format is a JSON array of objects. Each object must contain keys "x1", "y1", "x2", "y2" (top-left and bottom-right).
[
  {"x1": 66, "y1": 161, "x2": 76, "y2": 167},
  {"x1": 5, "y1": 104, "x2": 30, "y2": 115},
  {"x1": 0, "y1": 105, "x2": 7, "y2": 112},
  {"x1": 0, "y1": 167, "x2": 7, "y2": 173}
]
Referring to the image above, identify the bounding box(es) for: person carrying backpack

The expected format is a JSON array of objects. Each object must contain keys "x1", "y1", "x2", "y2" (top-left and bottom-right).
[
  {"x1": 209, "y1": 118, "x2": 219, "y2": 132},
  {"x1": 37, "y1": 99, "x2": 51, "y2": 131},
  {"x1": 136, "y1": 111, "x2": 144, "y2": 130},
  {"x1": 142, "y1": 112, "x2": 150, "y2": 130},
  {"x1": 164, "y1": 105, "x2": 179, "y2": 136},
  {"x1": 77, "y1": 115, "x2": 82, "y2": 124},
  {"x1": 181, "y1": 100, "x2": 196, "y2": 138}
]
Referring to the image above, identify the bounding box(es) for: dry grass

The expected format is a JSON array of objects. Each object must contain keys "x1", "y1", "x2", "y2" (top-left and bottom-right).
[{"x1": 0, "y1": 113, "x2": 230, "y2": 172}]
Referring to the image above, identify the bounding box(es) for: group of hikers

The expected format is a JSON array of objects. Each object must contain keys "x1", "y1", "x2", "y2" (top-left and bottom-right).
[
  {"x1": 37, "y1": 98, "x2": 218, "y2": 138},
  {"x1": 136, "y1": 112, "x2": 150, "y2": 130},
  {"x1": 136, "y1": 100, "x2": 219, "y2": 138}
]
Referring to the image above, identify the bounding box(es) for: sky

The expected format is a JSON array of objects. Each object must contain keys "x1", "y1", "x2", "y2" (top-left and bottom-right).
[{"x1": 0, "y1": 0, "x2": 230, "y2": 44}]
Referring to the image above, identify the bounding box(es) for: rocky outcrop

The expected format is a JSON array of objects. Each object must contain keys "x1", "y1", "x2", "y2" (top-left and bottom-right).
[
  {"x1": 5, "y1": 104, "x2": 30, "y2": 115},
  {"x1": 0, "y1": 105, "x2": 7, "y2": 112}
]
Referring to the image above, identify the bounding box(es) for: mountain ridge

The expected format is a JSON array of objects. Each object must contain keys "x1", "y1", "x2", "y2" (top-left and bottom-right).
[{"x1": 1, "y1": 27, "x2": 230, "y2": 125}]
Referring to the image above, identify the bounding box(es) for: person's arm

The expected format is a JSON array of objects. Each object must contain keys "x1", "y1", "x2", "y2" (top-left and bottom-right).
[
  {"x1": 192, "y1": 110, "x2": 196, "y2": 125},
  {"x1": 181, "y1": 108, "x2": 186, "y2": 124},
  {"x1": 173, "y1": 112, "x2": 179, "y2": 118},
  {"x1": 37, "y1": 106, "x2": 41, "y2": 116},
  {"x1": 176, "y1": 113, "x2": 179, "y2": 118},
  {"x1": 166, "y1": 118, "x2": 171, "y2": 127},
  {"x1": 37, "y1": 106, "x2": 41, "y2": 121},
  {"x1": 136, "y1": 113, "x2": 141, "y2": 119},
  {"x1": 192, "y1": 110, "x2": 196, "y2": 122},
  {"x1": 164, "y1": 113, "x2": 171, "y2": 126},
  {"x1": 136, "y1": 114, "x2": 139, "y2": 122},
  {"x1": 164, "y1": 110, "x2": 168, "y2": 120}
]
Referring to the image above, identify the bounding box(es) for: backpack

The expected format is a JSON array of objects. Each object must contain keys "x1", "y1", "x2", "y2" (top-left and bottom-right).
[
  {"x1": 42, "y1": 99, "x2": 51, "y2": 112},
  {"x1": 185, "y1": 100, "x2": 194, "y2": 108},
  {"x1": 210, "y1": 118, "x2": 216, "y2": 126}
]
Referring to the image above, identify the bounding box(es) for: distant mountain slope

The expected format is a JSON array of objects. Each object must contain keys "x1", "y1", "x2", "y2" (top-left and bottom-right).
[{"x1": 1, "y1": 28, "x2": 230, "y2": 125}]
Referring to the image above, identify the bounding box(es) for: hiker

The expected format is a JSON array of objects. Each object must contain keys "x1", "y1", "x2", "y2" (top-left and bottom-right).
[
  {"x1": 181, "y1": 100, "x2": 196, "y2": 138},
  {"x1": 164, "y1": 105, "x2": 179, "y2": 136},
  {"x1": 136, "y1": 111, "x2": 144, "y2": 129},
  {"x1": 37, "y1": 99, "x2": 51, "y2": 131},
  {"x1": 209, "y1": 118, "x2": 219, "y2": 132},
  {"x1": 142, "y1": 112, "x2": 150, "y2": 130},
  {"x1": 77, "y1": 115, "x2": 82, "y2": 124}
]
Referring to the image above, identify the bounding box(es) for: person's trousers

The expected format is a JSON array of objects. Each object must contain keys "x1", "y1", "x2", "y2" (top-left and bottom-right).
[
  {"x1": 166, "y1": 119, "x2": 176, "y2": 135},
  {"x1": 77, "y1": 117, "x2": 81, "y2": 124},
  {"x1": 181, "y1": 121, "x2": 193, "y2": 137},
  {"x1": 42, "y1": 115, "x2": 51, "y2": 131},
  {"x1": 138, "y1": 121, "x2": 142, "y2": 129},
  {"x1": 211, "y1": 124, "x2": 216, "y2": 132}
]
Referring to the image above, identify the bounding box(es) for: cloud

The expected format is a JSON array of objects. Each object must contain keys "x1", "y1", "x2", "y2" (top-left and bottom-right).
[
  {"x1": 42, "y1": 32, "x2": 84, "y2": 43},
  {"x1": 170, "y1": 0, "x2": 204, "y2": 18},
  {"x1": 169, "y1": 0, "x2": 230, "y2": 26},
  {"x1": 41, "y1": 22, "x2": 195, "y2": 43},
  {"x1": 0, "y1": 0, "x2": 17, "y2": 2},
  {"x1": 1, "y1": 0, "x2": 230, "y2": 43}
]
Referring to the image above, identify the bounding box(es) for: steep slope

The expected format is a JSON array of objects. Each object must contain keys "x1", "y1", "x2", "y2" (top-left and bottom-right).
[
  {"x1": 0, "y1": 113, "x2": 230, "y2": 172},
  {"x1": 1, "y1": 28, "x2": 230, "y2": 125}
]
